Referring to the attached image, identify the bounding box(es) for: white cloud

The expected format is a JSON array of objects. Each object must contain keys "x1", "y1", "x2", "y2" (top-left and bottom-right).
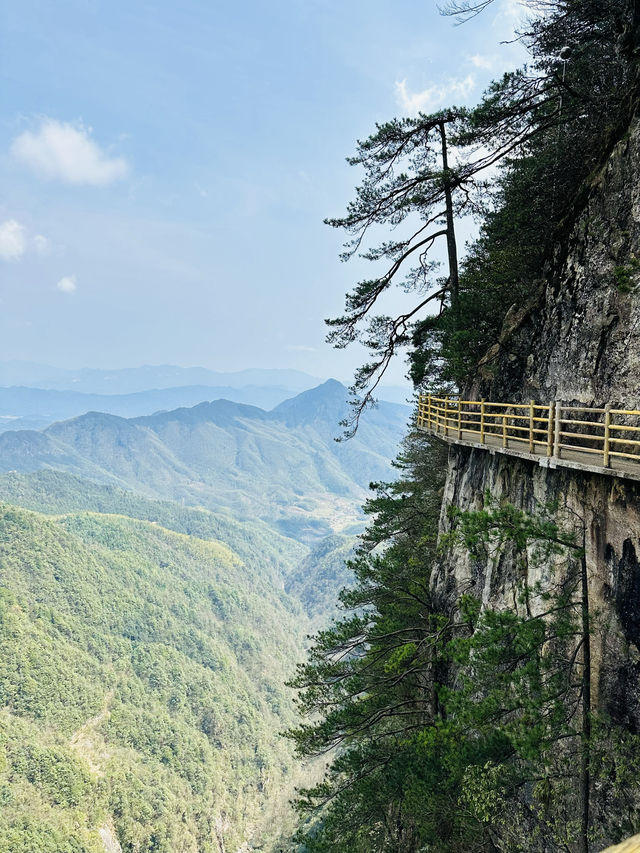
[
  {"x1": 469, "y1": 54, "x2": 496, "y2": 70},
  {"x1": 11, "y1": 119, "x2": 129, "y2": 186},
  {"x1": 491, "y1": 0, "x2": 532, "y2": 40},
  {"x1": 394, "y1": 75, "x2": 476, "y2": 116},
  {"x1": 56, "y1": 274, "x2": 77, "y2": 294},
  {"x1": 501, "y1": 0, "x2": 525, "y2": 20},
  {"x1": 32, "y1": 234, "x2": 51, "y2": 255},
  {"x1": 0, "y1": 219, "x2": 27, "y2": 261},
  {"x1": 0, "y1": 220, "x2": 53, "y2": 262}
]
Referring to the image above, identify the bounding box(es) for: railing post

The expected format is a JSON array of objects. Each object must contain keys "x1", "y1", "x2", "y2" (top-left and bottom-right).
[
  {"x1": 603, "y1": 404, "x2": 612, "y2": 467},
  {"x1": 502, "y1": 413, "x2": 507, "y2": 448},
  {"x1": 480, "y1": 399, "x2": 486, "y2": 444},
  {"x1": 427, "y1": 394, "x2": 432, "y2": 429},
  {"x1": 553, "y1": 402, "x2": 562, "y2": 459},
  {"x1": 547, "y1": 401, "x2": 555, "y2": 457},
  {"x1": 444, "y1": 396, "x2": 449, "y2": 437},
  {"x1": 529, "y1": 400, "x2": 535, "y2": 453},
  {"x1": 457, "y1": 398, "x2": 462, "y2": 439}
]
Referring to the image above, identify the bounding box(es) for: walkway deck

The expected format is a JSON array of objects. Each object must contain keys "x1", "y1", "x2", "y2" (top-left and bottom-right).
[
  {"x1": 602, "y1": 835, "x2": 640, "y2": 852},
  {"x1": 416, "y1": 395, "x2": 640, "y2": 484}
]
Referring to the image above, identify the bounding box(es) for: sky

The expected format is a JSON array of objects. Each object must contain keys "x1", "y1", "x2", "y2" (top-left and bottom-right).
[{"x1": 0, "y1": 0, "x2": 526, "y2": 383}]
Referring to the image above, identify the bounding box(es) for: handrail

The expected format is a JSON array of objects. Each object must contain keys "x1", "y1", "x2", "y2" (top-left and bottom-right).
[{"x1": 417, "y1": 394, "x2": 640, "y2": 481}]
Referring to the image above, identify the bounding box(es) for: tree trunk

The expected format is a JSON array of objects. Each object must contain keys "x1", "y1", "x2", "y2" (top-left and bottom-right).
[
  {"x1": 578, "y1": 542, "x2": 591, "y2": 853},
  {"x1": 438, "y1": 120, "x2": 460, "y2": 311}
]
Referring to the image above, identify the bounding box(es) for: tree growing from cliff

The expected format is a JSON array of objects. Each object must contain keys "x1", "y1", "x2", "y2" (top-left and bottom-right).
[
  {"x1": 324, "y1": 111, "x2": 477, "y2": 433},
  {"x1": 290, "y1": 469, "x2": 640, "y2": 851},
  {"x1": 288, "y1": 431, "x2": 455, "y2": 850},
  {"x1": 445, "y1": 495, "x2": 640, "y2": 851},
  {"x1": 445, "y1": 497, "x2": 594, "y2": 850},
  {"x1": 329, "y1": 0, "x2": 640, "y2": 412}
]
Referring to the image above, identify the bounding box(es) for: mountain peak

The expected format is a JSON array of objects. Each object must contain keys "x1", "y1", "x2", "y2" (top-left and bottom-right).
[
  {"x1": 47, "y1": 410, "x2": 132, "y2": 433},
  {"x1": 270, "y1": 380, "x2": 349, "y2": 429},
  {"x1": 133, "y1": 398, "x2": 269, "y2": 427}
]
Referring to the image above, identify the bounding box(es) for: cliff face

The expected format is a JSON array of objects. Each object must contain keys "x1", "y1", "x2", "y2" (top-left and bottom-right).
[
  {"x1": 435, "y1": 120, "x2": 640, "y2": 729},
  {"x1": 436, "y1": 450, "x2": 640, "y2": 727},
  {"x1": 474, "y1": 120, "x2": 640, "y2": 408}
]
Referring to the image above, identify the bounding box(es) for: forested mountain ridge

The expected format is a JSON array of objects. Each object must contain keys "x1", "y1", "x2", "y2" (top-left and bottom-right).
[
  {"x1": 0, "y1": 502, "x2": 307, "y2": 852},
  {"x1": 284, "y1": 532, "x2": 357, "y2": 628},
  {"x1": 0, "y1": 381, "x2": 407, "y2": 542},
  {"x1": 0, "y1": 469, "x2": 307, "y2": 586}
]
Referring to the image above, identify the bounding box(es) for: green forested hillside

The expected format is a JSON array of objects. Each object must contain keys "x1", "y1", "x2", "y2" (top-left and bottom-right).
[
  {"x1": 285, "y1": 533, "x2": 357, "y2": 628},
  {"x1": 0, "y1": 469, "x2": 307, "y2": 587},
  {"x1": 0, "y1": 382, "x2": 408, "y2": 542},
  {"x1": 0, "y1": 504, "x2": 308, "y2": 852}
]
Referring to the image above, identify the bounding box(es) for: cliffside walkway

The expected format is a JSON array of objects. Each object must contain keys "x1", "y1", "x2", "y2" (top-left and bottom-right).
[
  {"x1": 417, "y1": 395, "x2": 640, "y2": 484},
  {"x1": 601, "y1": 835, "x2": 640, "y2": 852}
]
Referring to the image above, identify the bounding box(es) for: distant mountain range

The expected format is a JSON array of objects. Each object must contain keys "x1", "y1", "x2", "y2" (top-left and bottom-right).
[
  {"x1": 0, "y1": 380, "x2": 409, "y2": 542},
  {"x1": 0, "y1": 361, "x2": 322, "y2": 394},
  {"x1": 0, "y1": 375, "x2": 411, "y2": 848},
  {"x1": 0, "y1": 383, "x2": 314, "y2": 433},
  {"x1": 0, "y1": 362, "x2": 413, "y2": 432}
]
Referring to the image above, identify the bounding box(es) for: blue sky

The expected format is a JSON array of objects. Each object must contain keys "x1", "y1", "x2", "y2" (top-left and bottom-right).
[{"x1": 0, "y1": 0, "x2": 525, "y2": 382}]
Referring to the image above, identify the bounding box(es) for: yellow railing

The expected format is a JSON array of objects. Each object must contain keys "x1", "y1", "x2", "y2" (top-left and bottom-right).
[{"x1": 417, "y1": 394, "x2": 640, "y2": 473}]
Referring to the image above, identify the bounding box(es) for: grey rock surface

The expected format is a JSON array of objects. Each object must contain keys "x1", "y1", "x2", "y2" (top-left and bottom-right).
[
  {"x1": 437, "y1": 120, "x2": 640, "y2": 784},
  {"x1": 471, "y1": 122, "x2": 640, "y2": 410}
]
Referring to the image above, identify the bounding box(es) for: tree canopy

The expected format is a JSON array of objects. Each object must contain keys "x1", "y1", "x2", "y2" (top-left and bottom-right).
[{"x1": 327, "y1": 0, "x2": 640, "y2": 424}]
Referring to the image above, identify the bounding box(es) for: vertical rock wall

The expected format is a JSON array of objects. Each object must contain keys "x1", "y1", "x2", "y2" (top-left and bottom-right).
[
  {"x1": 473, "y1": 120, "x2": 640, "y2": 408},
  {"x1": 434, "y1": 446, "x2": 640, "y2": 726},
  {"x1": 436, "y1": 119, "x2": 640, "y2": 725}
]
